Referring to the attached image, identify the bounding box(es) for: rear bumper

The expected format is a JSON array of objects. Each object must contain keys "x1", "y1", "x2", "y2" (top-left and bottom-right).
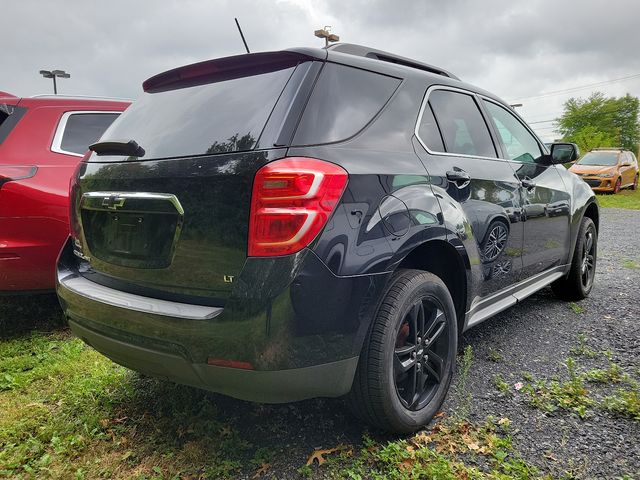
[
  {"x1": 67, "y1": 318, "x2": 357, "y2": 403},
  {"x1": 56, "y1": 238, "x2": 387, "y2": 402}
]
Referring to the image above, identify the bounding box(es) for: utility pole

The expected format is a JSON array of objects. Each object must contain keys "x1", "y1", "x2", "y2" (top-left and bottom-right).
[
  {"x1": 39, "y1": 70, "x2": 70, "y2": 94},
  {"x1": 314, "y1": 26, "x2": 340, "y2": 47}
]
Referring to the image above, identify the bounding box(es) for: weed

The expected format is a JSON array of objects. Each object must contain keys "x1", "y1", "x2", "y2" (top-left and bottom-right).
[
  {"x1": 570, "y1": 334, "x2": 598, "y2": 358},
  {"x1": 584, "y1": 360, "x2": 626, "y2": 384},
  {"x1": 452, "y1": 345, "x2": 474, "y2": 419},
  {"x1": 622, "y1": 259, "x2": 640, "y2": 269},
  {"x1": 568, "y1": 302, "x2": 584, "y2": 314},
  {"x1": 487, "y1": 348, "x2": 503, "y2": 363},
  {"x1": 493, "y1": 374, "x2": 511, "y2": 395},
  {"x1": 522, "y1": 358, "x2": 594, "y2": 418},
  {"x1": 602, "y1": 385, "x2": 640, "y2": 421}
]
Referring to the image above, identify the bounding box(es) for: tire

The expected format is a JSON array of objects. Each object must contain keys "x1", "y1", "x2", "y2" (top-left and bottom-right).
[
  {"x1": 613, "y1": 177, "x2": 621, "y2": 194},
  {"x1": 631, "y1": 174, "x2": 638, "y2": 191},
  {"x1": 347, "y1": 269, "x2": 458, "y2": 433},
  {"x1": 551, "y1": 216, "x2": 597, "y2": 301}
]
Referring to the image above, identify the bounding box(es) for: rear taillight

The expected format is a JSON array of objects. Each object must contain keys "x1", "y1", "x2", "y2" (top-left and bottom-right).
[
  {"x1": 68, "y1": 155, "x2": 88, "y2": 238},
  {"x1": 0, "y1": 165, "x2": 37, "y2": 187},
  {"x1": 248, "y1": 157, "x2": 348, "y2": 257}
]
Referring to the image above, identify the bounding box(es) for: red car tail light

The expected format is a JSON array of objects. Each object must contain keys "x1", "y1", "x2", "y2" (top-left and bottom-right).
[
  {"x1": 68, "y1": 154, "x2": 89, "y2": 238},
  {"x1": 0, "y1": 165, "x2": 37, "y2": 187},
  {"x1": 248, "y1": 157, "x2": 348, "y2": 257}
]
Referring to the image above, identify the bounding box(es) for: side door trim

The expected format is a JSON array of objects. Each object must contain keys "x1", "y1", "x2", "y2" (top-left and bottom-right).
[{"x1": 464, "y1": 263, "x2": 568, "y2": 331}]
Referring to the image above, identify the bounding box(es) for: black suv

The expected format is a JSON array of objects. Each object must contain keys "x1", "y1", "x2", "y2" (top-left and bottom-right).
[{"x1": 57, "y1": 44, "x2": 599, "y2": 433}]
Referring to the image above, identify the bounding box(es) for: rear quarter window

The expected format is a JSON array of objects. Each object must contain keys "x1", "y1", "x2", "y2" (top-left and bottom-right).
[
  {"x1": 56, "y1": 112, "x2": 120, "y2": 155},
  {"x1": 292, "y1": 63, "x2": 401, "y2": 146}
]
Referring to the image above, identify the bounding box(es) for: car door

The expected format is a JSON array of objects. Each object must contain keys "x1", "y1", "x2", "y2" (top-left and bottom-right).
[
  {"x1": 414, "y1": 87, "x2": 524, "y2": 300},
  {"x1": 480, "y1": 99, "x2": 571, "y2": 280},
  {"x1": 621, "y1": 152, "x2": 635, "y2": 186}
]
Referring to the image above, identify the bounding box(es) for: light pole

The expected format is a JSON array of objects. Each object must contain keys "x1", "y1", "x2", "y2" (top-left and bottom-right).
[
  {"x1": 39, "y1": 69, "x2": 70, "y2": 94},
  {"x1": 314, "y1": 26, "x2": 340, "y2": 47}
]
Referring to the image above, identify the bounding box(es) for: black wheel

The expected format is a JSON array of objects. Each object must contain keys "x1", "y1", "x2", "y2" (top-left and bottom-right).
[
  {"x1": 631, "y1": 174, "x2": 638, "y2": 191},
  {"x1": 347, "y1": 269, "x2": 457, "y2": 433},
  {"x1": 481, "y1": 220, "x2": 509, "y2": 262},
  {"x1": 551, "y1": 216, "x2": 597, "y2": 301}
]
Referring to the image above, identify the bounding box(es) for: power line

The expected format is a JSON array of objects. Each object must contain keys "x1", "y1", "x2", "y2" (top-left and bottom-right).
[
  {"x1": 527, "y1": 119, "x2": 556, "y2": 125},
  {"x1": 509, "y1": 72, "x2": 640, "y2": 102}
]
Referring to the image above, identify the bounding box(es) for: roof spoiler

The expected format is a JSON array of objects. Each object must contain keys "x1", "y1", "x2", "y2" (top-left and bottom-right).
[
  {"x1": 142, "y1": 51, "x2": 314, "y2": 94},
  {"x1": 326, "y1": 43, "x2": 460, "y2": 80}
]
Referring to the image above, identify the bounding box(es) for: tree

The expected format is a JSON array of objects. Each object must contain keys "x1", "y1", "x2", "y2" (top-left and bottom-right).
[{"x1": 556, "y1": 92, "x2": 640, "y2": 154}]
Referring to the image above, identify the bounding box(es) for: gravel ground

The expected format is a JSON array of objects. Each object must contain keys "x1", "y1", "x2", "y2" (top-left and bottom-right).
[
  {"x1": 3, "y1": 208, "x2": 638, "y2": 479},
  {"x1": 455, "y1": 208, "x2": 640, "y2": 479}
]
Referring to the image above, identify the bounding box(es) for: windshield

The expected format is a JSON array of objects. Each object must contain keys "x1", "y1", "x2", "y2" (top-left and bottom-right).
[{"x1": 577, "y1": 152, "x2": 619, "y2": 166}]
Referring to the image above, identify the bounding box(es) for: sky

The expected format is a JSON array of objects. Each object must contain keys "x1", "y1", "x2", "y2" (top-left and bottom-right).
[{"x1": 2, "y1": 0, "x2": 639, "y2": 142}]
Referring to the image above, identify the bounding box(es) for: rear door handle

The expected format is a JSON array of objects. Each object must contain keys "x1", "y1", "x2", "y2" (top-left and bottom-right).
[
  {"x1": 446, "y1": 170, "x2": 471, "y2": 188},
  {"x1": 521, "y1": 178, "x2": 536, "y2": 190}
]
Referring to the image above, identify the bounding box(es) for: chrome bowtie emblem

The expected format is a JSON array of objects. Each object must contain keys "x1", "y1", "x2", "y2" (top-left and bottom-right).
[{"x1": 102, "y1": 195, "x2": 126, "y2": 210}]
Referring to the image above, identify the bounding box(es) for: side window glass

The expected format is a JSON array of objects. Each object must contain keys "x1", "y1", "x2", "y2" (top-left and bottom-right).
[
  {"x1": 428, "y1": 89, "x2": 497, "y2": 158},
  {"x1": 59, "y1": 113, "x2": 120, "y2": 155},
  {"x1": 417, "y1": 102, "x2": 444, "y2": 152},
  {"x1": 482, "y1": 100, "x2": 542, "y2": 164}
]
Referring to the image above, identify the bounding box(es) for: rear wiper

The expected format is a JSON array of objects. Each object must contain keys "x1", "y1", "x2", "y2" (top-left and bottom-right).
[{"x1": 89, "y1": 139, "x2": 145, "y2": 157}]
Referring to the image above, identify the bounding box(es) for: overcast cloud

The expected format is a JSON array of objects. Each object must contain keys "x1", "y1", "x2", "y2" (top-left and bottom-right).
[{"x1": 2, "y1": 0, "x2": 639, "y2": 141}]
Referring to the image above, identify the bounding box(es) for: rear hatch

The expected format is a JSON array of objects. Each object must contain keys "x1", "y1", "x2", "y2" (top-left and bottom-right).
[{"x1": 72, "y1": 52, "x2": 322, "y2": 305}]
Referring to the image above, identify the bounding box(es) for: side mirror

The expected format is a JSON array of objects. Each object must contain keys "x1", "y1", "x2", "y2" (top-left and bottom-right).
[{"x1": 549, "y1": 142, "x2": 579, "y2": 164}]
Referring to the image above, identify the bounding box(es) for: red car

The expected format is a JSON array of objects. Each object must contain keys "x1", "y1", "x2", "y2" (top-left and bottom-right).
[{"x1": 0, "y1": 92, "x2": 129, "y2": 292}]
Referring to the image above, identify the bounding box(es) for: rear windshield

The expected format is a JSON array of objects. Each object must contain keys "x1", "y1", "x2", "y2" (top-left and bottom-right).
[
  {"x1": 96, "y1": 66, "x2": 295, "y2": 160},
  {"x1": 578, "y1": 152, "x2": 619, "y2": 166},
  {"x1": 0, "y1": 105, "x2": 27, "y2": 145}
]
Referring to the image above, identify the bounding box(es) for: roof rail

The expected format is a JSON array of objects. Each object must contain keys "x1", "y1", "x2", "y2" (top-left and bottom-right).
[
  {"x1": 30, "y1": 94, "x2": 132, "y2": 102},
  {"x1": 591, "y1": 147, "x2": 624, "y2": 151},
  {"x1": 326, "y1": 43, "x2": 460, "y2": 80}
]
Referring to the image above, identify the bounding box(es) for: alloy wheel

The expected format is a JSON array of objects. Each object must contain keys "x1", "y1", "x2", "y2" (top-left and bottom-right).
[
  {"x1": 580, "y1": 225, "x2": 596, "y2": 290},
  {"x1": 394, "y1": 298, "x2": 449, "y2": 411}
]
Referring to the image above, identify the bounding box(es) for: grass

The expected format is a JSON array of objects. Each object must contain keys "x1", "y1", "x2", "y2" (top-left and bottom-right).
[
  {"x1": 596, "y1": 187, "x2": 640, "y2": 210},
  {"x1": 0, "y1": 330, "x2": 278, "y2": 479}
]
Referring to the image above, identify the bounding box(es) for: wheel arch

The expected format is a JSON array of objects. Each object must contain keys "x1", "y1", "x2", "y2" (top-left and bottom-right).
[
  {"x1": 396, "y1": 239, "x2": 468, "y2": 335},
  {"x1": 583, "y1": 200, "x2": 599, "y2": 232}
]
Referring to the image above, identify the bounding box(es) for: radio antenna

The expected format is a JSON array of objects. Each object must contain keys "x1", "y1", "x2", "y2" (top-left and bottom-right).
[{"x1": 234, "y1": 18, "x2": 250, "y2": 54}]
